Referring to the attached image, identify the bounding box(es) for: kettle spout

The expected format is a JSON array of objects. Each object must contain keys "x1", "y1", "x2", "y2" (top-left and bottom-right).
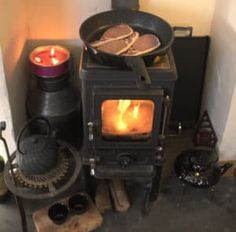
[{"x1": 219, "y1": 163, "x2": 233, "y2": 175}]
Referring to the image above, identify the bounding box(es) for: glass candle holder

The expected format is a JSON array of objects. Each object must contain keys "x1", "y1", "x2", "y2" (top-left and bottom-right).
[{"x1": 29, "y1": 45, "x2": 70, "y2": 78}]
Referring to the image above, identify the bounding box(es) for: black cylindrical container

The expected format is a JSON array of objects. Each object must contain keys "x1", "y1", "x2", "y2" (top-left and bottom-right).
[
  {"x1": 27, "y1": 74, "x2": 82, "y2": 147},
  {"x1": 27, "y1": 46, "x2": 82, "y2": 147}
]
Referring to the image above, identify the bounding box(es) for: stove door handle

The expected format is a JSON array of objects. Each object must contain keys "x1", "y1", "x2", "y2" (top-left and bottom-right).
[
  {"x1": 161, "y1": 95, "x2": 170, "y2": 137},
  {"x1": 124, "y1": 56, "x2": 151, "y2": 88},
  {"x1": 88, "y1": 122, "x2": 94, "y2": 141}
]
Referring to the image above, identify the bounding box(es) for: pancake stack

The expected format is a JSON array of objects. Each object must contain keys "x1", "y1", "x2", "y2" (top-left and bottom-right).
[{"x1": 90, "y1": 24, "x2": 161, "y2": 56}]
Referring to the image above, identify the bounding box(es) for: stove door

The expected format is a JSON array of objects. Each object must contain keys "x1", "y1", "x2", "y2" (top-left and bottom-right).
[{"x1": 92, "y1": 87, "x2": 164, "y2": 148}]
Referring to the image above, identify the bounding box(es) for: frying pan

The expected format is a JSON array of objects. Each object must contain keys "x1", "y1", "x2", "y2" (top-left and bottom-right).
[{"x1": 79, "y1": 10, "x2": 174, "y2": 87}]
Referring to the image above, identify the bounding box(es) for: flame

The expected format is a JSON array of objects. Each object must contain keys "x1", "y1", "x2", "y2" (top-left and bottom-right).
[
  {"x1": 34, "y1": 57, "x2": 41, "y2": 63},
  {"x1": 51, "y1": 57, "x2": 59, "y2": 65},
  {"x1": 132, "y1": 103, "x2": 140, "y2": 119},
  {"x1": 50, "y1": 47, "x2": 55, "y2": 57},
  {"x1": 102, "y1": 99, "x2": 154, "y2": 137},
  {"x1": 117, "y1": 100, "x2": 131, "y2": 131}
]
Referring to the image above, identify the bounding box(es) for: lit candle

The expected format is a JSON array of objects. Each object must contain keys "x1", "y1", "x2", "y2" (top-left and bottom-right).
[{"x1": 29, "y1": 45, "x2": 70, "y2": 77}]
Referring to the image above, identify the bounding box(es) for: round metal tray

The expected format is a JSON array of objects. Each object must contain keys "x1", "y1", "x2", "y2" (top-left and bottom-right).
[{"x1": 4, "y1": 140, "x2": 81, "y2": 199}]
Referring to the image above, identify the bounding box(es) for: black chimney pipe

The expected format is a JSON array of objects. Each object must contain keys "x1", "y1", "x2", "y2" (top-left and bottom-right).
[{"x1": 112, "y1": 0, "x2": 139, "y2": 10}]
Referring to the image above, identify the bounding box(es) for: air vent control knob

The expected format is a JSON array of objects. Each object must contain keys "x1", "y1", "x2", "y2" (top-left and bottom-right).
[{"x1": 118, "y1": 154, "x2": 133, "y2": 168}]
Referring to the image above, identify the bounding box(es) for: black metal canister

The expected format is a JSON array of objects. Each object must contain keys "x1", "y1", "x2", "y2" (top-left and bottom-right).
[
  {"x1": 112, "y1": 0, "x2": 139, "y2": 10},
  {"x1": 27, "y1": 46, "x2": 82, "y2": 146}
]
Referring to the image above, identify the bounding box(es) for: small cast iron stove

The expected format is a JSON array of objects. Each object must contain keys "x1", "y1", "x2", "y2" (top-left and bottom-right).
[{"x1": 79, "y1": 48, "x2": 177, "y2": 208}]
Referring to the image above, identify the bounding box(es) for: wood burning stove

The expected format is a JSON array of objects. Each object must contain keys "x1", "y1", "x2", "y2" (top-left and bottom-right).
[{"x1": 79, "y1": 48, "x2": 177, "y2": 209}]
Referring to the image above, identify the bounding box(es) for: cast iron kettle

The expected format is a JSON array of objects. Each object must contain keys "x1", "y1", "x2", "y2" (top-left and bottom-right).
[{"x1": 16, "y1": 116, "x2": 58, "y2": 175}]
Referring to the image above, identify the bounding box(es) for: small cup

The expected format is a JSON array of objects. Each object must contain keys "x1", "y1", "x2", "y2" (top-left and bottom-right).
[
  {"x1": 68, "y1": 194, "x2": 89, "y2": 215},
  {"x1": 48, "y1": 203, "x2": 69, "y2": 225}
]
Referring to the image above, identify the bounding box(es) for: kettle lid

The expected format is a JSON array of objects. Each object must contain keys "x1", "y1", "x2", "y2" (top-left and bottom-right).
[
  {"x1": 17, "y1": 116, "x2": 53, "y2": 155},
  {"x1": 19, "y1": 135, "x2": 51, "y2": 154}
]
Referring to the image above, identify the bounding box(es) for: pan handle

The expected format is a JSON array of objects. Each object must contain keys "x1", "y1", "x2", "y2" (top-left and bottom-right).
[{"x1": 125, "y1": 56, "x2": 151, "y2": 88}]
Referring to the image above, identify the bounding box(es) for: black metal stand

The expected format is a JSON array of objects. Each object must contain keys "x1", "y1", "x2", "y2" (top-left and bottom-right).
[{"x1": 0, "y1": 122, "x2": 28, "y2": 232}]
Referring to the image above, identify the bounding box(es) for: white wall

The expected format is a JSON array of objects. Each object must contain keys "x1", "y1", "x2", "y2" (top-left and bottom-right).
[
  {"x1": 140, "y1": 0, "x2": 216, "y2": 35},
  {"x1": 0, "y1": 48, "x2": 16, "y2": 160},
  {"x1": 203, "y1": 0, "x2": 236, "y2": 159},
  {"x1": 0, "y1": 0, "x2": 28, "y2": 134},
  {"x1": 219, "y1": 87, "x2": 236, "y2": 159}
]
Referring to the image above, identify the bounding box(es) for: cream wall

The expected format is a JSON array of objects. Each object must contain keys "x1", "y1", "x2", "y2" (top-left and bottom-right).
[
  {"x1": 203, "y1": 0, "x2": 236, "y2": 159},
  {"x1": 140, "y1": 0, "x2": 216, "y2": 35},
  {"x1": 27, "y1": 0, "x2": 215, "y2": 39},
  {"x1": 26, "y1": 0, "x2": 111, "y2": 40}
]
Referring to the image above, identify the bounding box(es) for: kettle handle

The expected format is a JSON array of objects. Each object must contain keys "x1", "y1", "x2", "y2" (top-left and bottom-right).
[{"x1": 17, "y1": 116, "x2": 52, "y2": 155}]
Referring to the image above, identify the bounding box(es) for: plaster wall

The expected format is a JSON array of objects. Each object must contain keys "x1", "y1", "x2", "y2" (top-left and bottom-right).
[
  {"x1": 27, "y1": 0, "x2": 215, "y2": 40},
  {"x1": 0, "y1": 0, "x2": 28, "y2": 158},
  {"x1": 203, "y1": 0, "x2": 236, "y2": 159},
  {"x1": 140, "y1": 0, "x2": 216, "y2": 35},
  {"x1": 0, "y1": 0, "x2": 28, "y2": 134}
]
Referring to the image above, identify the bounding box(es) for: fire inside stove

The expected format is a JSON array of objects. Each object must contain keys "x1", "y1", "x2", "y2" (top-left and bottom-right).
[{"x1": 102, "y1": 99, "x2": 155, "y2": 140}]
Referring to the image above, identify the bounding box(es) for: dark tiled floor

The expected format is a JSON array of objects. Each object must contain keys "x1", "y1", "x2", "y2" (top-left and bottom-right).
[
  {"x1": 1, "y1": 131, "x2": 236, "y2": 232},
  {"x1": 95, "y1": 176, "x2": 236, "y2": 232}
]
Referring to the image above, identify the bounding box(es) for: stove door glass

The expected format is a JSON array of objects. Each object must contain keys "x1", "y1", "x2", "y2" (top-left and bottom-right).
[{"x1": 101, "y1": 99, "x2": 155, "y2": 140}]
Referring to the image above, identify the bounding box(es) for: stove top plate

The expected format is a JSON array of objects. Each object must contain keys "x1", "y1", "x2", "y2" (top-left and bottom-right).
[{"x1": 82, "y1": 48, "x2": 171, "y2": 70}]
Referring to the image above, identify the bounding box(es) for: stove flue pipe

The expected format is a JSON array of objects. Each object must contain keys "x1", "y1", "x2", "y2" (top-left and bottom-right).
[{"x1": 112, "y1": 0, "x2": 139, "y2": 10}]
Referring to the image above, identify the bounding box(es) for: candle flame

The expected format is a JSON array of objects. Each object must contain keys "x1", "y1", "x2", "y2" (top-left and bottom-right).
[
  {"x1": 51, "y1": 57, "x2": 59, "y2": 65},
  {"x1": 34, "y1": 57, "x2": 41, "y2": 63},
  {"x1": 50, "y1": 47, "x2": 55, "y2": 57}
]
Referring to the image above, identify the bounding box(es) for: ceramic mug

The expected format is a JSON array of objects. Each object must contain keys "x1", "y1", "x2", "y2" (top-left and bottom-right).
[
  {"x1": 48, "y1": 193, "x2": 89, "y2": 225},
  {"x1": 48, "y1": 203, "x2": 69, "y2": 225},
  {"x1": 68, "y1": 193, "x2": 89, "y2": 215}
]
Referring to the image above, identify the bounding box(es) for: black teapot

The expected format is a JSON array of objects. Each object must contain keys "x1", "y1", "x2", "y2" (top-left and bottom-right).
[
  {"x1": 16, "y1": 117, "x2": 58, "y2": 175},
  {"x1": 175, "y1": 148, "x2": 233, "y2": 188}
]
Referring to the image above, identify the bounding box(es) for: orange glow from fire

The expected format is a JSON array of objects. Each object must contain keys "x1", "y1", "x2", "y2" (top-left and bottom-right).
[{"x1": 102, "y1": 99, "x2": 155, "y2": 137}]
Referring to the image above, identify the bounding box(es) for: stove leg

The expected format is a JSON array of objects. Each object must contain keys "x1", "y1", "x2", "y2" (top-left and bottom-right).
[
  {"x1": 149, "y1": 166, "x2": 163, "y2": 202},
  {"x1": 208, "y1": 187, "x2": 216, "y2": 201},
  {"x1": 142, "y1": 166, "x2": 163, "y2": 215},
  {"x1": 142, "y1": 182, "x2": 152, "y2": 216}
]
